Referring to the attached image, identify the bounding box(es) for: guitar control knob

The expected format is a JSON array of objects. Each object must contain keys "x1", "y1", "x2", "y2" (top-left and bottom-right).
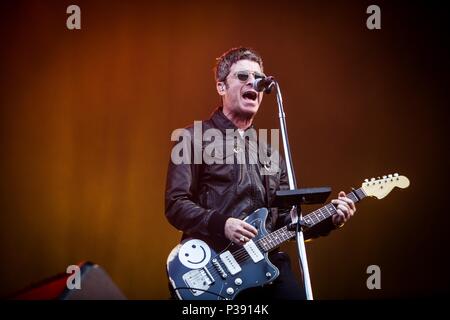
[
  {"x1": 234, "y1": 278, "x2": 242, "y2": 286},
  {"x1": 266, "y1": 272, "x2": 272, "y2": 278},
  {"x1": 226, "y1": 287, "x2": 234, "y2": 295}
]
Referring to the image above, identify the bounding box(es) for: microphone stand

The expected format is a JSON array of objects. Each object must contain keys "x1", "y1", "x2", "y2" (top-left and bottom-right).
[{"x1": 273, "y1": 81, "x2": 314, "y2": 300}]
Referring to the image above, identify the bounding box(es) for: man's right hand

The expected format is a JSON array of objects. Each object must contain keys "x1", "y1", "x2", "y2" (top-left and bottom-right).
[{"x1": 224, "y1": 217, "x2": 258, "y2": 244}]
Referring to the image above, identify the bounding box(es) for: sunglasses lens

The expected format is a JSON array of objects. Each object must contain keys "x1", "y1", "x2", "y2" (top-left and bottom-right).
[{"x1": 237, "y1": 71, "x2": 249, "y2": 81}]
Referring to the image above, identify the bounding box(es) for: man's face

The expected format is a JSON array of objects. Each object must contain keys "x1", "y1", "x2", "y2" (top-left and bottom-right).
[{"x1": 218, "y1": 59, "x2": 264, "y2": 119}]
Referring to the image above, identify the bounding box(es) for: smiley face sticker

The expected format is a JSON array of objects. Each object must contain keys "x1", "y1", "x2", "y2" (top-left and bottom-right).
[{"x1": 178, "y1": 239, "x2": 211, "y2": 269}]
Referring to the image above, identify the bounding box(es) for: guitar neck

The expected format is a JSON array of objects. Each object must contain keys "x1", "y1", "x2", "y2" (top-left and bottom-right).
[{"x1": 258, "y1": 188, "x2": 367, "y2": 252}]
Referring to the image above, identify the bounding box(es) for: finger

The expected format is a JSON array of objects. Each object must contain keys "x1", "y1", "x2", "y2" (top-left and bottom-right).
[
  {"x1": 333, "y1": 211, "x2": 345, "y2": 225},
  {"x1": 337, "y1": 210, "x2": 347, "y2": 222},
  {"x1": 338, "y1": 192, "x2": 356, "y2": 212},
  {"x1": 333, "y1": 198, "x2": 356, "y2": 214},
  {"x1": 240, "y1": 229, "x2": 257, "y2": 239},
  {"x1": 236, "y1": 235, "x2": 249, "y2": 245},
  {"x1": 337, "y1": 204, "x2": 351, "y2": 218},
  {"x1": 332, "y1": 199, "x2": 347, "y2": 208},
  {"x1": 242, "y1": 222, "x2": 258, "y2": 236},
  {"x1": 337, "y1": 200, "x2": 355, "y2": 216},
  {"x1": 339, "y1": 198, "x2": 356, "y2": 212}
]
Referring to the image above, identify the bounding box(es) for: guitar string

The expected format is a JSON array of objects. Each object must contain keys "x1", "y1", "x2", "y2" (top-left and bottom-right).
[
  {"x1": 188, "y1": 190, "x2": 366, "y2": 288},
  {"x1": 187, "y1": 208, "x2": 335, "y2": 284},
  {"x1": 184, "y1": 191, "x2": 362, "y2": 285},
  {"x1": 186, "y1": 210, "x2": 333, "y2": 283},
  {"x1": 186, "y1": 228, "x2": 295, "y2": 284},
  {"x1": 229, "y1": 191, "x2": 360, "y2": 263}
]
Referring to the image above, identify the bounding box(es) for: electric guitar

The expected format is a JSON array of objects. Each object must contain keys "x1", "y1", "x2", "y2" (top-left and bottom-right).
[{"x1": 166, "y1": 174, "x2": 410, "y2": 300}]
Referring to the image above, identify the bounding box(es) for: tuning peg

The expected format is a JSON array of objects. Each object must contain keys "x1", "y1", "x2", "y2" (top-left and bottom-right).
[
  {"x1": 394, "y1": 173, "x2": 399, "y2": 177},
  {"x1": 388, "y1": 174, "x2": 393, "y2": 178},
  {"x1": 370, "y1": 178, "x2": 375, "y2": 181},
  {"x1": 382, "y1": 175, "x2": 387, "y2": 179},
  {"x1": 364, "y1": 179, "x2": 369, "y2": 183}
]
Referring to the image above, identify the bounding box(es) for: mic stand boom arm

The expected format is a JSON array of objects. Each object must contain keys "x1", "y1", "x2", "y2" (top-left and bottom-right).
[{"x1": 274, "y1": 81, "x2": 314, "y2": 300}]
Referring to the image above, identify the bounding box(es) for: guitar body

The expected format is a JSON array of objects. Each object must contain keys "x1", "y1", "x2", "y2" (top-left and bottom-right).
[
  {"x1": 166, "y1": 173, "x2": 410, "y2": 300},
  {"x1": 166, "y1": 208, "x2": 279, "y2": 300}
]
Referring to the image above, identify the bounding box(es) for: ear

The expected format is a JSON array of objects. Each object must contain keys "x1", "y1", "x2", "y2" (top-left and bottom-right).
[{"x1": 216, "y1": 82, "x2": 226, "y2": 96}]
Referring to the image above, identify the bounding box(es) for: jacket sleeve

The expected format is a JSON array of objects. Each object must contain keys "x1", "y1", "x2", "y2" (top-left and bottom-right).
[
  {"x1": 164, "y1": 133, "x2": 229, "y2": 240},
  {"x1": 274, "y1": 156, "x2": 337, "y2": 241}
]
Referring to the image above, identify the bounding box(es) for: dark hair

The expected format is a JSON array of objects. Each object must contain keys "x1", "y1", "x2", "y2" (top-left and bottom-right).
[{"x1": 214, "y1": 47, "x2": 264, "y2": 83}]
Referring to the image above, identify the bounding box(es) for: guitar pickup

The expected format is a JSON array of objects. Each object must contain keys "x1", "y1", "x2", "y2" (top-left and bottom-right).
[
  {"x1": 219, "y1": 251, "x2": 242, "y2": 275},
  {"x1": 243, "y1": 240, "x2": 264, "y2": 263}
]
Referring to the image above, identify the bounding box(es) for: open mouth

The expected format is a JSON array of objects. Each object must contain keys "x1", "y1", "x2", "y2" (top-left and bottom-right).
[{"x1": 242, "y1": 90, "x2": 258, "y2": 101}]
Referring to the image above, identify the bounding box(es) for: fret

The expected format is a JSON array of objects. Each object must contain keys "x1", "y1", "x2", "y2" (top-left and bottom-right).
[
  {"x1": 347, "y1": 188, "x2": 366, "y2": 203},
  {"x1": 258, "y1": 187, "x2": 369, "y2": 252},
  {"x1": 274, "y1": 234, "x2": 282, "y2": 245},
  {"x1": 323, "y1": 207, "x2": 332, "y2": 218},
  {"x1": 329, "y1": 203, "x2": 337, "y2": 214},
  {"x1": 278, "y1": 229, "x2": 287, "y2": 245},
  {"x1": 349, "y1": 193, "x2": 357, "y2": 202},
  {"x1": 316, "y1": 208, "x2": 324, "y2": 221},
  {"x1": 259, "y1": 226, "x2": 291, "y2": 252},
  {"x1": 268, "y1": 233, "x2": 275, "y2": 245},
  {"x1": 260, "y1": 238, "x2": 267, "y2": 251},
  {"x1": 272, "y1": 231, "x2": 281, "y2": 245},
  {"x1": 320, "y1": 207, "x2": 329, "y2": 219},
  {"x1": 355, "y1": 188, "x2": 366, "y2": 200},
  {"x1": 279, "y1": 232, "x2": 287, "y2": 244},
  {"x1": 324, "y1": 204, "x2": 333, "y2": 216},
  {"x1": 347, "y1": 192, "x2": 358, "y2": 203},
  {"x1": 303, "y1": 216, "x2": 313, "y2": 225},
  {"x1": 310, "y1": 213, "x2": 319, "y2": 224}
]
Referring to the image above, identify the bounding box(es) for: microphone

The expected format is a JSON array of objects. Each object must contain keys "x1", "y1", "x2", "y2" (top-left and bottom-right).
[{"x1": 253, "y1": 76, "x2": 275, "y2": 93}]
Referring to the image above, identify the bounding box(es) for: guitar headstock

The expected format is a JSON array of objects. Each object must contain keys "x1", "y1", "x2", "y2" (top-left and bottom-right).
[{"x1": 361, "y1": 173, "x2": 410, "y2": 199}]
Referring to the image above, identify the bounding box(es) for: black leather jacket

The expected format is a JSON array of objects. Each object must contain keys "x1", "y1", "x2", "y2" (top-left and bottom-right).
[{"x1": 165, "y1": 108, "x2": 335, "y2": 247}]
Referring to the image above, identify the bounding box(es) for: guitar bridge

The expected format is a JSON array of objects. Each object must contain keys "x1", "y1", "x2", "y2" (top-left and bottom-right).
[{"x1": 182, "y1": 268, "x2": 215, "y2": 296}]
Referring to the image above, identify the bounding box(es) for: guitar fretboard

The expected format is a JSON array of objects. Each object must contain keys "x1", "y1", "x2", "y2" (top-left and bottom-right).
[{"x1": 258, "y1": 188, "x2": 367, "y2": 252}]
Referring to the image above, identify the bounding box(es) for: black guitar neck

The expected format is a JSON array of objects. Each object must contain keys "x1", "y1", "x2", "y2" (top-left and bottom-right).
[{"x1": 258, "y1": 188, "x2": 367, "y2": 252}]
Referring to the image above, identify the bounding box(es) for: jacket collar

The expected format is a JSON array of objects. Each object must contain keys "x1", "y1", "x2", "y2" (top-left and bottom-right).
[{"x1": 210, "y1": 107, "x2": 255, "y2": 133}]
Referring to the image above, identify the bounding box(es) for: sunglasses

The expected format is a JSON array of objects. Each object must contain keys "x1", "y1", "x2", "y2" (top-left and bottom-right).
[{"x1": 233, "y1": 70, "x2": 266, "y2": 82}]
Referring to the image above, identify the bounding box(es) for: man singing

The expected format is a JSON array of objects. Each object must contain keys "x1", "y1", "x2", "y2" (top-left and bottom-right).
[{"x1": 165, "y1": 47, "x2": 356, "y2": 300}]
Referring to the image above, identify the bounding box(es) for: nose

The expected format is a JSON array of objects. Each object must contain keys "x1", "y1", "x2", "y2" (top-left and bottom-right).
[{"x1": 245, "y1": 73, "x2": 256, "y2": 86}]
